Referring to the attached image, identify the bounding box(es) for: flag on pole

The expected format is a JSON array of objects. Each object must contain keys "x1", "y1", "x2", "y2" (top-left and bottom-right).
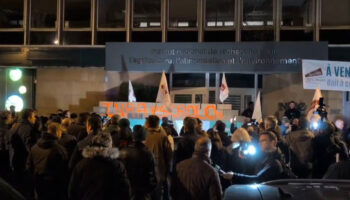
[
  {"x1": 252, "y1": 91, "x2": 262, "y2": 123},
  {"x1": 307, "y1": 86, "x2": 323, "y2": 120},
  {"x1": 128, "y1": 80, "x2": 136, "y2": 102},
  {"x1": 219, "y1": 73, "x2": 229, "y2": 103},
  {"x1": 156, "y1": 71, "x2": 171, "y2": 108}
]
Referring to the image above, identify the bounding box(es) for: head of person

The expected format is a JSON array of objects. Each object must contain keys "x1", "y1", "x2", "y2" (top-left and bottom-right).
[
  {"x1": 196, "y1": 118, "x2": 203, "y2": 131},
  {"x1": 86, "y1": 114, "x2": 102, "y2": 134},
  {"x1": 118, "y1": 118, "x2": 130, "y2": 130},
  {"x1": 146, "y1": 115, "x2": 160, "y2": 129},
  {"x1": 259, "y1": 131, "x2": 278, "y2": 153},
  {"x1": 248, "y1": 101, "x2": 254, "y2": 110},
  {"x1": 22, "y1": 109, "x2": 36, "y2": 125},
  {"x1": 110, "y1": 114, "x2": 120, "y2": 125},
  {"x1": 184, "y1": 117, "x2": 198, "y2": 134},
  {"x1": 79, "y1": 112, "x2": 90, "y2": 125},
  {"x1": 162, "y1": 117, "x2": 169, "y2": 125},
  {"x1": 82, "y1": 132, "x2": 119, "y2": 159},
  {"x1": 61, "y1": 118, "x2": 71, "y2": 131},
  {"x1": 133, "y1": 125, "x2": 147, "y2": 142},
  {"x1": 194, "y1": 137, "x2": 212, "y2": 158},
  {"x1": 47, "y1": 122, "x2": 62, "y2": 139},
  {"x1": 333, "y1": 116, "x2": 345, "y2": 131},
  {"x1": 215, "y1": 120, "x2": 226, "y2": 132},
  {"x1": 289, "y1": 101, "x2": 296, "y2": 109},
  {"x1": 264, "y1": 116, "x2": 277, "y2": 131},
  {"x1": 70, "y1": 113, "x2": 78, "y2": 121},
  {"x1": 0, "y1": 110, "x2": 11, "y2": 125},
  {"x1": 231, "y1": 128, "x2": 251, "y2": 144}
]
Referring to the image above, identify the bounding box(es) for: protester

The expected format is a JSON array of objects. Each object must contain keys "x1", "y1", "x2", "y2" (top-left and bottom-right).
[
  {"x1": 171, "y1": 137, "x2": 222, "y2": 200},
  {"x1": 242, "y1": 101, "x2": 254, "y2": 119},
  {"x1": 161, "y1": 117, "x2": 178, "y2": 137},
  {"x1": 60, "y1": 118, "x2": 77, "y2": 160},
  {"x1": 119, "y1": 125, "x2": 157, "y2": 200},
  {"x1": 69, "y1": 114, "x2": 102, "y2": 170},
  {"x1": 67, "y1": 112, "x2": 88, "y2": 141},
  {"x1": 323, "y1": 160, "x2": 350, "y2": 179},
  {"x1": 222, "y1": 131, "x2": 293, "y2": 183},
  {"x1": 26, "y1": 122, "x2": 68, "y2": 200},
  {"x1": 284, "y1": 101, "x2": 300, "y2": 121},
  {"x1": 69, "y1": 132, "x2": 130, "y2": 200},
  {"x1": 215, "y1": 120, "x2": 231, "y2": 147},
  {"x1": 145, "y1": 115, "x2": 172, "y2": 200},
  {"x1": 113, "y1": 118, "x2": 132, "y2": 149},
  {"x1": 0, "y1": 111, "x2": 11, "y2": 181}
]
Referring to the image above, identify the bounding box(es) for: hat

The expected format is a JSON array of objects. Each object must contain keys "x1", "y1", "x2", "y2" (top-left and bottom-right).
[{"x1": 91, "y1": 132, "x2": 113, "y2": 148}]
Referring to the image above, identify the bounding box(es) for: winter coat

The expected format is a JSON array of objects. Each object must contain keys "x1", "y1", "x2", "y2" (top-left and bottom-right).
[
  {"x1": 284, "y1": 108, "x2": 300, "y2": 120},
  {"x1": 145, "y1": 127, "x2": 172, "y2": 181},
  {"x1": 286, "y1": 129, "x2": 314, "y2": 178},
  {"x1": 174, "y1": 132, "x2": 200, "y2": 166},
  {"x1": 218, "y1": 131, "x2": 231, "y2": 147},
  {"x1": 231, "y1": 149, "x2": 285, "y2": 184},
  {"x1": 323, "y1": 160, "x2": 350, "y2": 179},
  {"x1": 26, "y1": 133, "x2": 68, "y2": 200},
  {"x1": 68, "y1": 146, "x2": 130, "y2": 200},
  {"x1": 10, "y1": 120, "x2": 36, "y2": 172},
  {"x1": 0, "y1": 123, "x2": 10, "y2": 180},
  {"x1": 69, "y1": 132, "x2": 98, "y2": 170},
  {"x1": 312, "y1": 132, "x2": 349, "y2": 178},
  {"x1": 171, "y1": 154, "x2": 222, "y2": 200},
  {"x1": 67, "y1": 123, "x2": 86, "y2": 141},
  {"x1": 119, "y1": 142, "x2": 157, "y2": 198},
  {"x1": 59, "y1": 132, "x2": 77, "y2": 160}
]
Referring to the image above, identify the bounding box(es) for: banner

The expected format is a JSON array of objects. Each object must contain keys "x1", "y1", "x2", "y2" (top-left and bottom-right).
[
  {"x1": 303, "y1": 59, "x2": 350, "y2": 91},
  {"x1": 98, "y1": 101, "x2": 235, "y2": 121}
]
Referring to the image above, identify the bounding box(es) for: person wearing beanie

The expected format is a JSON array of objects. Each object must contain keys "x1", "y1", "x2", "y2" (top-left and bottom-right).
[{"x1": 69, "y1": 132, "x2": 130, "y2": 200}]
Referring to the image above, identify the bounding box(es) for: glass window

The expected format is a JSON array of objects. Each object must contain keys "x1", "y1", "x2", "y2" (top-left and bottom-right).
[
  {"x1": 97, "y1": 32, "x2": 126, "y2": 44},
  {"x1": 220, "y1": 74, "x2": 255, "y2": 88},
  {"x1": 63, "y1": 31, "x2": 91, "y2": 44},
  {"x1": 0, "y1": 0, "x2": 23, "y2": 28},
  {"x1": 243, "y1": 0, "x2": 273, "y2": 26},
  {"x1": 282, "y1": 0, "x2": 313, "y2": 27},
  {"x1": 64, "y1": 0, "x2": 91, "y2": 28},
  {"x1": 173, "y1": 73, "x2": 205, "y2": 87},
  {"x1": 174, "y1": 94, "x2": 192, "y2": 103},
  {"x1": 321, "y1": 0, "x2": 350, "y2": 26},
  {"x1": 31, "y1": 0, "x2": 57, "y2": 28},
  {"x1": 209, "y1": 73, "x2": 216, "y2": 87},
  {"x1": 133, "y1": 0, "x2": 161, "y2": 28},
  {"x1": 206, "y1": 0, "x2": 235, "y2": 27},
  {"x1": 242, "y1": 30, "x2": 274, "y2": 41},
  {"x1": 98, "y1": 0, "x2": 125, "y2": 28},
  {"x1": 169, "y1": 0, "x2": 197, "y2": 28},
  {"x1": 30, "y1": 32, "x2": 57, "y2": 44},
  {"x1": 280, "y1": 30, "x2": 313, "y2": 41},
  {"x1": 0, "y1": 32, "x2": 23, "y2": 44},
  {"x1": 167, "y1": 31, "x2": 198, "y2": 42},
  {"x1": 132, "y1": 32, "x2": 162, "y2": 42},
  {"x1": 204, "y1": 31, "x2": 235, "y2": 42},
  {"x1": 320, "y1": 30, "x2": 350, "y2": 44}
]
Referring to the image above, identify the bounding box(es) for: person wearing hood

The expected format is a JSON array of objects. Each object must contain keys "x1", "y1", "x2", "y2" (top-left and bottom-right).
[
  {"x1": 223, "y1": 131, "x2": 289, "y2": 184},
  {"x1": 26, "y1": 122, "x2": 68, "y2": 200},
  {"x1": 68, "y1": 132, "x2": 130, "y2": 200},
  {"x1": 286, "y1": 117, "x2": 314, "y2": 178}
]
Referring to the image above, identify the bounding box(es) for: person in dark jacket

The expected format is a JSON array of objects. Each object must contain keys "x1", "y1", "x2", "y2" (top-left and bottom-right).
[
  {"x1": 68, "y1": 114, "x2": 102, "y2": 170},
  {"x1": 223, "y1": 131, "x2": 286, "y2": 184},
  {"x1": 171, "y1": 137, "x2": 222, "y2": 200},
  {"x1": 216, "y1": 120, "x2": 231, "y2": 147},
  {"x1": 161, "y1": 117, "x2": 178, "y2": 137},
  {"x1": 323, "y1": 160, "x2": 350, "y2": 179},
  {"x1": 119, "y1": 125, "x2": 157, "y2": 200},
  {"x1": 174, "y1": 117, "x2": 201, "y2": 166},
  {"x1": 0, "y1": 111, "x2": 12, "y2": 181},
  {"x1": 113, "y1": 118, "x2": 132, "y2": 149},
  {"x1": 312, "y1": 121, "x2": 349, "y2": 178},
  {"x1": 242, "y1": 101, "x2": 254, "y2": 119},
  {"x1": 105, "y1": 114, "x2": 120, "y2": 135},
  {"x1": 59, "y1": 118, "x2": 77, "y2": 160},
  {"x1": 26, "y1": 122, "x2": 68, "y2": 200},
  {"x1": 68, "y1": 132, "x2": 130, "y2": 200},
  {"x1": 9, "y1": 109, "x2": 37, "y2": 198},
  {"x1": 67, "y1": 112, "x2": 89, "y2": 141},
  {"x1": 284, "y1": 101, "x2": 300, "y2": 121},
  {"x1": 286, "y1": 117, "x2": 314, "y2": 178}
]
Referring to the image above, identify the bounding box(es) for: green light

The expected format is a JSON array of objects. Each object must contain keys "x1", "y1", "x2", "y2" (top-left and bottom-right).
[
  {"x1": 19, "y1": 86, "x2": 27, "y2": 94},
  {"x1": 9, "y1": 69, "x2": 22, "y2": 81}
]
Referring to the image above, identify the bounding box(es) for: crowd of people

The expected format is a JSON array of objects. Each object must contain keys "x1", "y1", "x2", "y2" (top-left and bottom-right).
[{"x1": 0, "y1": 100, "x2": 350, "y2": 200}]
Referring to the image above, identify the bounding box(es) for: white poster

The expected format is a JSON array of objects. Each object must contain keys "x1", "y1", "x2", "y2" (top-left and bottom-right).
[{"x1": 303, "y1": 59, "x2": 350, "y2": 91}]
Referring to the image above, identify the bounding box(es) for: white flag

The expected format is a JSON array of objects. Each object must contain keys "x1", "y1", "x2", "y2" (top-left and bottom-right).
[
  {"x1": 219, "y1": 73, "x2": 229, "y2": 103},
  {"x1": 307, "y1": 86, "x2": 323, "y2": 120},
  {"x1": 156, "y1": 71, "x2": 171, "y2": 107},
  {"x1": 252, "y1": 91, "x2": 262, "y2": 122},
  {"x1": 128, "y1": 80, "x2": 136, "y2": 102}
]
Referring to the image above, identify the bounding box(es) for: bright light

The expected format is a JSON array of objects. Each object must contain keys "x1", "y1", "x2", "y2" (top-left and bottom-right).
[
  {"x1": 9, "y1": 69, "x2": 22, "y2": 81},
  {"x1": 54, "y1": 39, "x2": 59, "y2": 44},
  {"x1": 249, "y1": 183, "x2": 259, "y2": 189},
  {"x1": 247, "y1": 145, "x2": 256, "y2": 155},
  {"x1": 19, "y1": 86, "x2": 27, "y2": 94},
  {"x1": 5, "y1": 95, "x2": 24, "y2": 112},
  {"x1": 312, "y1": 122, "x2": 319, "y2": 129}
]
